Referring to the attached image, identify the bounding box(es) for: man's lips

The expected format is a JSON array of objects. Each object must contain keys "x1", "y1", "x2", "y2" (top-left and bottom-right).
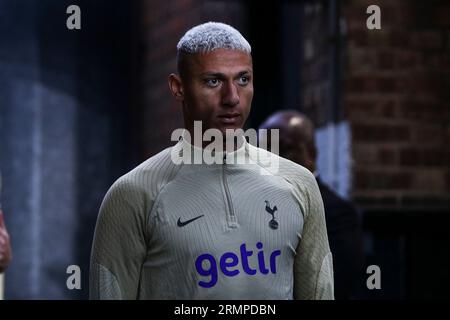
[{"x1": 218, "y1": 113, "x2": 241, "y2": 124}]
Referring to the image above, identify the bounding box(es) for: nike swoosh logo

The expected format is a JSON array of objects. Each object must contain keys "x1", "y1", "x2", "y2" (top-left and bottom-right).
[{"x1": 177, "y1": 215, "x2": 205, "y2": 227}]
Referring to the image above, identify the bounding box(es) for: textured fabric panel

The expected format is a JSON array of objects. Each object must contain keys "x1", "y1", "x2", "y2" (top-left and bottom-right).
[
  {"x1": 90, "y1": 263, "x2": 122, "y2": 300},
  {"x1": 315, "y1": 252, "x2": 334, "y2": 299},
  {"x1": 293, "y1": 170, "x2": 334, "y2": 300},
  {"x1": 90, "y1": 147, "x2": 181, "y2": 299},
  {"x1": 90, "y1": 139, "x2": 333, "y2": 300}
]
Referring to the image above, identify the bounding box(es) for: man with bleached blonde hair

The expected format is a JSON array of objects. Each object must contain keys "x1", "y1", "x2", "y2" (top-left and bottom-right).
[{"x1": 90, "y1": 22, "x2": 333, "y2": 300}]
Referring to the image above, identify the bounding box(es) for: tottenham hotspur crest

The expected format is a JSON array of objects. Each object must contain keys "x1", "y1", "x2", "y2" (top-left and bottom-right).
[{"x1": 264, "y1": 200, "x2": 279, "y2": 230}]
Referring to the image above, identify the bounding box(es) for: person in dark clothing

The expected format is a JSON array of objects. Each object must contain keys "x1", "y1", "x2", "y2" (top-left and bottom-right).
[{"x1": 259, "y1": 110, "x2": 364, "y2": 299}]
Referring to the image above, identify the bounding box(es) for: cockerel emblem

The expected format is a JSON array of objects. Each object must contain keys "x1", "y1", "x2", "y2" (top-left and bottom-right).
[{"x1": 264, "y1": 200, "x2": 279, "y2": 230}]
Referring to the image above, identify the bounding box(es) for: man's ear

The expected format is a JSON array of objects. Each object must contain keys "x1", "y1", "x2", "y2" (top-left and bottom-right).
[{"x1": 168, "y1": 73, "x2": 184, "y2": 101}]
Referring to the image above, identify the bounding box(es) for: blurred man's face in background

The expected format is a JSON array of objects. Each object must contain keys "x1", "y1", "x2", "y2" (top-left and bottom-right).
[
  {"x1": 259, "y1": 115, "x2": 317, "y2": 173},
  {"x1": 259, "y1": 130, "x2": 311, "y2": 166},
  {"x1": 277, "y1": 135, "x2": 314, "y2": 172},
  {"x1": 179, "y1": 49, "x2": 253, "y2": 134}
]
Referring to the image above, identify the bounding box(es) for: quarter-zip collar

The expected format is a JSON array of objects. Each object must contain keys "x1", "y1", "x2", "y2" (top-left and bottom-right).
[{"x1": 173, "y1": 129, "x2": 249, "y2": 165}]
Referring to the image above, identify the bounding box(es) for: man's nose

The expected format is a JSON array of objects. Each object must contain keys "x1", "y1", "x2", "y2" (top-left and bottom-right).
[{"x1": 221, "y1": 82, "x2": 239, "y2": 107}]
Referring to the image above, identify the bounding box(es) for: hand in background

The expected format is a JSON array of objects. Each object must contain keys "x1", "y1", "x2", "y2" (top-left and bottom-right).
[{"x1": 0, "y1": 210, "x2": 12, "y2": 273}]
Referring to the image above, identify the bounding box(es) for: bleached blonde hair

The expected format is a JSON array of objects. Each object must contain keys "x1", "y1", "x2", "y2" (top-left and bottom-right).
[
  {"x1": 176, "y1": 22, "x2": 251, "y2": 77},
  {"x1": 177, "y1": 21, "x2": 251, "y2": 54}
]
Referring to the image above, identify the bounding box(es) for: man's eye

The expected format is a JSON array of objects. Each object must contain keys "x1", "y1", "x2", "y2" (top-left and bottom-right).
[
  {"x1": 238, "y1": 76, "x2": 249, "y2": 85},
  {"x1": 205, "y1": 79, "x2": 220, "y2": 87}
]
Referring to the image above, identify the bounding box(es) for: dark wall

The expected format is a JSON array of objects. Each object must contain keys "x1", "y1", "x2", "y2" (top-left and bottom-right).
[{"x1": 0, "y1": 0, "x2": 136, "y2": 298}]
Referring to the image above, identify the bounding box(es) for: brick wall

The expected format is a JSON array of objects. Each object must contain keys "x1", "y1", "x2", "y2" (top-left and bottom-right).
[
  {"x1": 301, "y1": 1, "x2": 332, "y2": 127},
  {"x1": 137, "y1": 0, "x2": 450, "y2": 209},
  {"x1": 137, "y1": 0, "x2": 247, "y2": 159},
  {"x1": 342, "y1": 0, "x2": 450, "y2": 208}
]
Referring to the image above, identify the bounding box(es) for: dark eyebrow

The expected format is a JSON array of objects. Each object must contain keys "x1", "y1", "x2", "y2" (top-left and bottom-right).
[
  {"x1": 237, "y1": 71, "x2": 252, "y2": 77},
  {"x1": 201, "y1": 70, "x2": 253, "y2": 78},
  {"x1": 201, "y1": 72, "x2": 226, "y2": 78}
]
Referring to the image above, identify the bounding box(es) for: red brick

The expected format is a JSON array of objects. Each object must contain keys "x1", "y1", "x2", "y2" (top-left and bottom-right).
[
  {"x1": 438, "y1": 77, "x2": 450, "y2": 100},
  {"x1": 399, "y1": 99, "x2": 443, "y2": 121},
  {"x1": 378, "y1": 51, "x2": 395, "y2": 70},
  {"x1": 343, "y1": 6, "x2": 366, "y2": 29},
  {"x1": 348, "y1": 49, "x2": 377, "y2": 72},
  {"x1": 444, "y1": 147, "x2": 450, "y2": 167},
  {"x1": 400, "y1": 148, "x2": 447, "y2": 167},
  {"x1": 363, "y1": 77, "x2": 379, "y2": 92},
  {"x1": 412, "y1": 170, "x2": 447, "y2": 190},
  {"x1": 400, "y1": 195, "x2": 450, "y2": 207},
  {"x1": 347, "y1": 98, "x2": 398, "y2": 120},
  {"x1": 400, "y1": 147, "x2": 421, "y2": 166},
  {"x1": 150, "y1": 17, "x2": 195, "y2": 44},
  {"x1": 411, "y1": 72, "x2": 442, "y2": 93},
  {"x1": 142, "y1": 0, "x2": 196, "y2": 26},
  {"x1": 395, "y1": 4, "x2": 417, "y2": 27},
  {"x1": 367, "y1": 29, "x2": 391, "y2": 46},
  {"x1": 447, "y1": 171, "x2": 450, "y2": 190},
  {"x1": 378, "y1": 99, "x2": 397, "y2": 117},
  {"x1": 447, "y1": 34, "x2": 450, "y2": 53},
  {"x1": 346, "y1": 75, "x2": 398, "y2": 94},
  {"x1": 378, "y1": 76, "x2": 397, "y2": 93},
  {"x1": 396, "y1": 50, "x2": 422, "y2": 69},
  {"x1": 391, "y1": 172, "x2": 413, "y2": 189},
  {"x1": 354, "y1": 170, "x2": 413, "y2": 190},
  {"x1": 349, "y1": 29, "x2": 369, "y2": 47},
  {"x1": 345, "y1": 76, "x2": 365, "y2": 92},
  {"x1": 353, "y1": 195, "x2": 398, "y2": 207},
  {"x1": 145, "y1": 40, "x2": 177, "y2": 62},
  {"x1": 353, "y1": 145, "x2": 378, "y2": 165},
  {"x1": 410, "y1": 31, "x2": 442, "y2": 50},
  {"x1": 390, "y1": 29, "x2": 410, "y2": 47},
  {"x1": 414, "y1": 125, "x2": 444, "y2": 144},
  {"x1": 352, "y1": 124, "x2": 410, "y2": 143},
  {"x1": 345, "y1": 1, "x2": 450, "y2": 205},
  {"x1": 354, "y1": 170, "x2": 369, "y2": 190},
  {"x1": 435, "y1": 5, "x2": 450, "y2": 27},
  {"x1": 378, "y1": 147, "x2": 397, "y2": 165},
  {"x1": 424, "y1": 53, "x2": 447, "y2": 70},
  {"x1": 346, "y1": 99, "x2": 376, "y2": 119},
  {"x1": 422, "y1": 149, "x2": 447, "y2": 167}
]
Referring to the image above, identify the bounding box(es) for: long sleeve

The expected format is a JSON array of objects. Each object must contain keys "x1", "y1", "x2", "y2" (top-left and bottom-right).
[
  {"x1": 293, "y1": 174, "x2": 334, "y2": 300},
  {"x1": 89, "y1": 178, "x2": 148, "y2": 300}
]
